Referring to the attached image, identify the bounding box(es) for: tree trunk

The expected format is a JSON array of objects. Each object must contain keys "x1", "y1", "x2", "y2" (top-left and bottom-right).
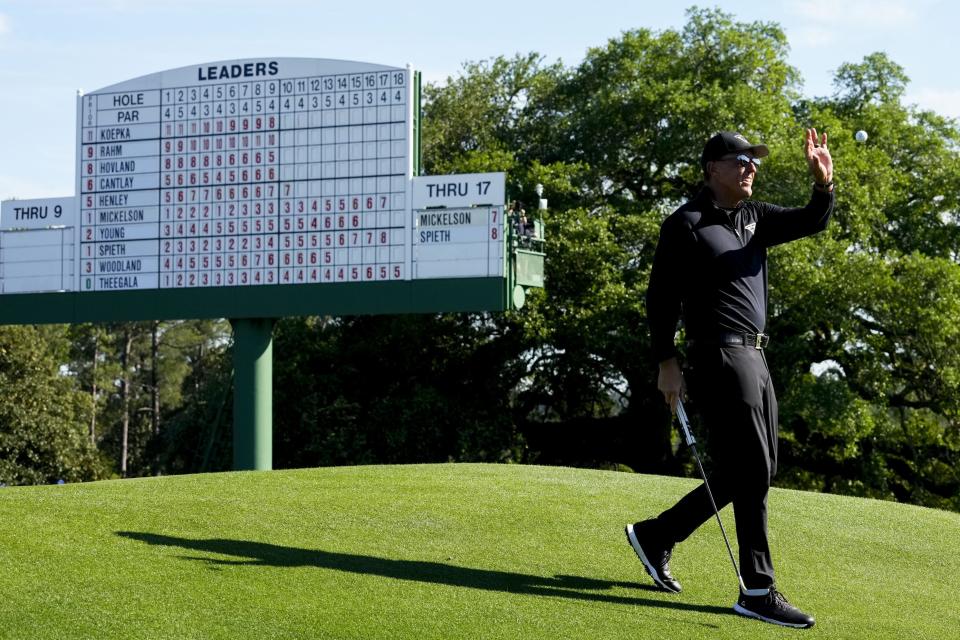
[
  {"x1": 152, "y1": 321, "x2": 160, "y2": 437},
  {"x1": 90, "y1": 331, "x2": 99, "y2": 445},
  {"x1": 120, "y1": 330, "x2": 132, "y2": 478}
]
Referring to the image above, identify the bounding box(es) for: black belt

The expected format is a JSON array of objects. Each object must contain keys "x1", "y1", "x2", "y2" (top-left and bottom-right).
[{"x1": 689, "y1": 332, "x2": 770, "y2": 350}]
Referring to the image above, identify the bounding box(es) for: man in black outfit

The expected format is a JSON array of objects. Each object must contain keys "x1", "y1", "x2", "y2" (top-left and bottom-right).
[{"x1": 625, "y1": 129, "x2": 834, "y2": 629}]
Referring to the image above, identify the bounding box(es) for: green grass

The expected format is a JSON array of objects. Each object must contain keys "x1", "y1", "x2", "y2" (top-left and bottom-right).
[{"x1": 0, "y1": 464, "x2": 957, "y2": 639}]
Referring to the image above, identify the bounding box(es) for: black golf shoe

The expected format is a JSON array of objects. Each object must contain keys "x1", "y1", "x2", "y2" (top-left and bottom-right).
[
  {"x1": 733, "y1": 588, "x2": 815, "y2": 628},
  {"x1": 624, "y1": 520, "x2": 681, "y2": 593}
]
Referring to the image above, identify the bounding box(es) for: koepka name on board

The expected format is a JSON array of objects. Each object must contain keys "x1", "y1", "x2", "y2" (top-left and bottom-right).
[{"x1": 197, "y1": 61, "x2": 279, "y2": 81}]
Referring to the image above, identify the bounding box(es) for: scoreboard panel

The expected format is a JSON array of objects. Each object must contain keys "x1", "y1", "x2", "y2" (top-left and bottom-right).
[
  {"x1": 77, "y1": 58, "x2": 412, "y2": 292},
  {"x1": 0, "y1": 197, "x2": 75, "y2": 294},
  {"x1": 0, "y1": 59, "x2": 522, "y2": 324}
]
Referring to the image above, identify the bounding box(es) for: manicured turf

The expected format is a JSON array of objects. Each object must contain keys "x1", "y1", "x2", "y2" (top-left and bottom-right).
[{"x1": 0, "y1": 464, "x2": 957, "y2": 639}]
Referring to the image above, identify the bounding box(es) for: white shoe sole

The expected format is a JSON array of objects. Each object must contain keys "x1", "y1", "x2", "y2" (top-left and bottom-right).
[
  {"x1": 733, "y1": 603, "x2": 814, "y2": 628},
  {"x1": 625, "y1": 523, "x2": 680, "y2": 593}
]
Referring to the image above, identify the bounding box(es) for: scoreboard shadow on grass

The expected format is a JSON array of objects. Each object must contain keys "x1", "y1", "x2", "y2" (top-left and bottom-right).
[{"x1": 116, "y1": 531, "x2": 728, "y2": 616}]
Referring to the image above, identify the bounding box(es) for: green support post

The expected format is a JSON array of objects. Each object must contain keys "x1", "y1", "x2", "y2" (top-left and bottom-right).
[{"x1": 230, "y1": 318, "x2": 274, "y2": 471}]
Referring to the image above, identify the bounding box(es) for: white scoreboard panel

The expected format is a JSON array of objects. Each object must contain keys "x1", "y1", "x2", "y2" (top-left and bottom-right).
[
  {"x1": 411, "y1": 172, "x2": 505, "y2": 279},
  {"x1": 76, "y1": 58, "x2": 413, "y2": 292},
  {"x1": 0, "y1": 197, "x2": 75, "y2": 294}
]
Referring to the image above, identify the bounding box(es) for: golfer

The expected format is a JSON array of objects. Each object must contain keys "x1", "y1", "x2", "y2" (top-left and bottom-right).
[{"x1": 627, "y1": 129, "x2": 834, "y2": 628}]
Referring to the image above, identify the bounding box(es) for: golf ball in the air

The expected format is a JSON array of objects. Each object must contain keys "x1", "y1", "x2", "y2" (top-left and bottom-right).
[{"x1": 855, "y1": 130, "x2": 868, "y2": 143}]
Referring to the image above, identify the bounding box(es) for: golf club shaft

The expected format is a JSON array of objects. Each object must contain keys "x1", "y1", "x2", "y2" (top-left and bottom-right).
[{"x1": 676, "y1": 399, "x2": 747, "y2": 593}]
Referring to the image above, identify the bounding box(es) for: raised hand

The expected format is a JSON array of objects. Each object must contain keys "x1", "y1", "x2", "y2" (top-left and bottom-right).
[{"x1": 805, "y1": 128, "x2": 833, "y2": 185}]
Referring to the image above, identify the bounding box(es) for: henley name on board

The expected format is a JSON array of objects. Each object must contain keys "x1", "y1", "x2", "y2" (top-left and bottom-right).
[{"x1": 88, "y1": 190, "x2": 157, "y2": 209}]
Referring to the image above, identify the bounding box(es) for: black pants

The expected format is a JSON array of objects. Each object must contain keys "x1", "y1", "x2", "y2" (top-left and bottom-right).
[{"x1": 656, "y1": 345, "x2": 779, "y2": 590}]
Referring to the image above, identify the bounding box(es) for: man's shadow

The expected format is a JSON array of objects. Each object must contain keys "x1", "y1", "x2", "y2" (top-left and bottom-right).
[{"x1": 116, "y1": 531, "x2": 729, "y2": 616}]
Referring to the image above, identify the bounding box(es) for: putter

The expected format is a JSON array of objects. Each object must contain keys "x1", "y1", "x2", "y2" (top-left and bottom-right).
[{"x1": 675, "y1": 398, "x2": 748, "y2": 593}]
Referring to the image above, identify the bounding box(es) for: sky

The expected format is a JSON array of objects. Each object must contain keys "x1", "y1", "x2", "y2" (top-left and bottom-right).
[{"x1": 0, "y1": 0, "x2": 956, "y2": 200}]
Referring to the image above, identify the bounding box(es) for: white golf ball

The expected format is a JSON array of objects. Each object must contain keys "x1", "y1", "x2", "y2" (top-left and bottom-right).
[{"x1": 855, "y1": 130, "x2": 868, "y2": 143}]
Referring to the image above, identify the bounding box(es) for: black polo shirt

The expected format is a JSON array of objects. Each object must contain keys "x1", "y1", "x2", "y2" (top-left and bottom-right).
[{"x1": 646, "y1": 186, "x2": 834, "y2": 363}]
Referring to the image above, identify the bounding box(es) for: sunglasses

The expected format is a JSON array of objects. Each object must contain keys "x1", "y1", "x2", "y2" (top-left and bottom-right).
[{"x1": 725, "y1": 154, "x2": 762, "y2": 169}]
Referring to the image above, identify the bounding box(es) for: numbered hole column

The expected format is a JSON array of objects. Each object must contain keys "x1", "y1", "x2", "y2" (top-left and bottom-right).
[
  {"x1": 159, "y1": 188, "x2": 174, "y2": 288},
  {"x1": 79, "y1": 192, "x2": 97, "y2": 290},
  {"x1": 265, "y1": 232, "x2": 278, "y2": 285},
  {"x1": 79, "y1": 103, "x2": 98, "y2": 292},
  {"x1": 185, "y1": 237, "x2": 198, "y2": 288},
  {"x1": 211, "y1": 236, "x2": 224, "y2": 287},
  {"x1": 279, "y1": 229, "x2": 293, "y2": 284},
  {"x1": 391, "y1": 174, "x2": 406, "y2": 279},
  {"x1": 198, "y1": 236, "x2": 209, "y2": 288},
  {"x1": 489, "y1": 206, "x2": 505, "y2": 276},
  {"x1": 373, "y1": 225, "x2": 389, "y2": 282},
  {"x1": 390, "y1": 227, "x2": 405, "y2": 280},
  {"x1": 160, "y1": 236, "x2": 174, "y2": 288}
]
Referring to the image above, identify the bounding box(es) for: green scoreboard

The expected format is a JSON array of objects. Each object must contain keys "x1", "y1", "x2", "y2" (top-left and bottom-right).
[
  {"x1": 0, "y1": 58, "x2": 526, "y2": 324},
  {"x1": 0, "y1": 59, "x2": 544, "y2": 471}
]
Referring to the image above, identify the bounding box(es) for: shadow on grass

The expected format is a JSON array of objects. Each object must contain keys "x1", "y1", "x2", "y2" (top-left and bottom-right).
[{"x1": 117, "y1": 531, "x2": 729, "y2": 617}]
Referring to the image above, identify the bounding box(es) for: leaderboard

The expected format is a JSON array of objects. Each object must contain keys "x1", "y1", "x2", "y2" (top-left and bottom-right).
[{"x1": 77, "y1": 58, "x2": 412, "y2": 292}]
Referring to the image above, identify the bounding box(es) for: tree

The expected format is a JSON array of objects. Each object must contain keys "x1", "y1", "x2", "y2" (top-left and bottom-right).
[
  {"x1": 0, "y1": 325, "x2": 108, "y2": 484},
  {"x1": 270, "y1": 314, "x2": 526, "y2": 468},
  {"x1": 62, "y1": 319, "x2": 230, "y2": 477},
  {"x1": 761, "y1": 53, "x2": 960, "y2": 509},
  {"x1": 420, "y1": 11, "x2": 960, "y2": 508},
  {"x1": 67, "y1": 323, "x2": 120, "y2": 445}
]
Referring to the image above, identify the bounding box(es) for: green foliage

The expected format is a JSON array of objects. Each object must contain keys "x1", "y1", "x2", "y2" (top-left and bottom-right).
[
  {"x1": 832, "y1": 52, "x2": 910, "y2": 106},
  {"x1": 152, "y1": 342, "x2": 234, "y2": 474},
  {"x1": 270, "y1": 315, "x2": 527, "y2": 467},
  {"x1": 421, "y1": 52, "x2": 562, "y2": 180},
  {"x1": 416, "y1": 10, "x2": 960, "y2": 506},
  {"x1": 762, "y1": 52, "x2": 960, "y2": 510},
  {"x1": 541, "y1": 7, "x2": 800, "y2": 206},
  {"x1": 0, "y1": 325, "x2": 108, "y2": 484}
]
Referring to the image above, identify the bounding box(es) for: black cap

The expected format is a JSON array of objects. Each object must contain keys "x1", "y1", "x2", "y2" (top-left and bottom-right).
[{"x1": 700, "y1": 131, "x2": 769, "y2": 171}]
